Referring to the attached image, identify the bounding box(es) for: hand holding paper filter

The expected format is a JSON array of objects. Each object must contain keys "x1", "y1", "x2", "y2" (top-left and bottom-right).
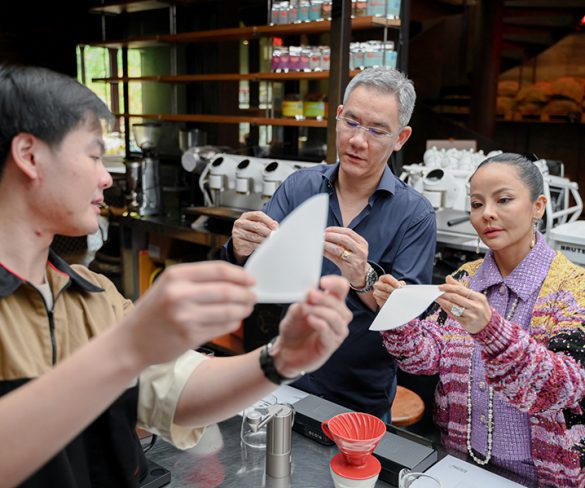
[
  {"x1": 369, "y1": 285, "x2": 444, "y2": 331},
  {"x1": 244, "y1": 194, "x2": 329, "y2": 303}
]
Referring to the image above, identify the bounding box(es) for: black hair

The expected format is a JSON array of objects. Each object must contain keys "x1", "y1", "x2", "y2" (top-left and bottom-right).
[
  {"x1": 471, "y1": 152, "x2": 545, "y2": 202},
  {"x1": 0, "y1": 64, "x2": 113, "y2": 175}
]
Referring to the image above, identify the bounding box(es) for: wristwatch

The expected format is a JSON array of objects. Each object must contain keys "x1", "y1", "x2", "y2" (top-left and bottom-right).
[
  {"x1": 349, "y1": 264, "x2": 378, "y2": 293},
  {"x1": 259, "y1": 337, "x2": 304, "y2": 386}
]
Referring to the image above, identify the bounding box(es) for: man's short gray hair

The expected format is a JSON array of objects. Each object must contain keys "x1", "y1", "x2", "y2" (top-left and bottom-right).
[{"x1": 342, "y1": 66, "x2": 416, "y2": 128}]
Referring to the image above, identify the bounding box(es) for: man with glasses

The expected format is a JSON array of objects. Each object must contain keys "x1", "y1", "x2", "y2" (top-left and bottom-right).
[{"x1": 223, "y1": 67, "x2": 436, "y2": 421}]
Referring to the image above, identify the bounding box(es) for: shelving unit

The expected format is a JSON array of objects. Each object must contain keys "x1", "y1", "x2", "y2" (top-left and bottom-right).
[
  {"x1": 93, "y1": 69, "x2": 362, "y2": 83},
  {"x1": 84, "y1": 1, "x2": 409, "y2": 160},
  {"x1": 88, "y1": 17, "x2": 399, "y2": 48},
  {"x1": 84, "y1": 0, "x2": 411, "y2": 354},
  {"x1": 115, "y1": 112, "x2": 327, "y2": 127},
  {"x1": 88, "y1": 0, "x2": 197, "y2": 15}
]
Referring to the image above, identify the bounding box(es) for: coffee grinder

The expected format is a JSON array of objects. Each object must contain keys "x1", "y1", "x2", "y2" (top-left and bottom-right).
[{"x1": 131, "y1": 123, "x2": 163, "y2": 216}]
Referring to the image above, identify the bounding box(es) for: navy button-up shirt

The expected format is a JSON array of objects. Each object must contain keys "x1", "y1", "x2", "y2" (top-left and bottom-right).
[{"x1": 223, "y1": 162, "x2": 436, "y2": 417}]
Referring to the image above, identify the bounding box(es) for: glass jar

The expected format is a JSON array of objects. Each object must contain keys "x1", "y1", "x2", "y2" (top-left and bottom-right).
[
  {"x1": 367, "y1": 0, "x2": 386, "y2": 17},
  {"x1": 322, "y1": 0, "x2": 332, "y2": 21},
  {"x1": 364, "y1": 40, "x2": 383, "y2": 68},
  {"x1": 271, "y1": 46, "x2": 282, "y2": 72},
  {"x1": 282, "y1": 94, "x2": 304, "y2": 119},
  {"x1": 309, "y1": 0, "x2": 323, "y2": 21},
  {"x1": 309, "y1": 46, "x2": 322, "y2": 71},
  {"x1": 350, "y1": 42, "x2": 365, "y2": 70},
  {"x1": 299, "y1": 1, "x2": 310, "y2": 21},
  {"x1": 278, "y1": 1, "x2": 289, "y2": 24},
  {"x1": 288, "y1": 2, "x2": 299, "y2": 23},
  {"x1": 288, "y1": 45, "x2": 301, "y2": 71},
  {"x1": 354, "y1": 0, "x2": 367, "y2": 17},
  {"x1": 270, "y1": 2, "x2": 280, "y2": 25},
  {"x1": 320, "y1": 46, "x2": 330, "y2": 71},
  {"x1": 303, "y1": 93, "x2": 326, "y2": 120},
  {"x1": 388, "y1": 0, "x2": 401, "y2": 18},
  {"x1": 300, "y1": 47, "x2": 311, "y2": 71},
  {"x1": 383, "y1": 41, "x2": 397, "y2": 68},
  {"x1": 278, "y1": 46, "x2": 290, "y2": 72}
]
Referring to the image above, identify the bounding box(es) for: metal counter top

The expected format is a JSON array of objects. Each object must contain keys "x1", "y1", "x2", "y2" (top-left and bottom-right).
[
  {"x1": 147, "y1": 416, "x2": 392, "y2": 488},
  {"x1": 120, "y1": 207, "x2": 481, "y2": 256}
]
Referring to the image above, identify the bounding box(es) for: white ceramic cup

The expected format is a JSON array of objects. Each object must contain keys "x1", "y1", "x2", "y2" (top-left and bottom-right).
[{"x1": 330, "y1": 467, "x2": 379, "y2": 488}]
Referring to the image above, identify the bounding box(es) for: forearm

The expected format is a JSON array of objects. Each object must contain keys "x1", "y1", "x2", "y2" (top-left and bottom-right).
[
  {"x1": 477, "y1": 311, "x2": 585, "y2": 414},
  {"x1": 356, "y1": 290, "x2": 378, "y2": 311},
  {"x1": 0, "y1": 324, "x2": 143, "y2": 488},
  {"x1": 382, "y1": 320, "x2": 443, "y2": 375},
  {"x1": 174, "y1": 349, "x2": 277, "y2": 427},
  {"x1": 220, "y1": 239, "x2": 246, "y2": 266}
]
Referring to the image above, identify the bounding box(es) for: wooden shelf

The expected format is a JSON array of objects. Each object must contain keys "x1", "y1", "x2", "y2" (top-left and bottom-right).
[
  {"x1": 437, "y1": 111, "x2": 584, "y2": 125},
  {"x1": 496, "y1": 116, "x2": 584, "y2": 124},
  {"x1": 88, "y1": 16, "x2": 400, "y2": 47},
  {"x1": 87, "y1": 35, "x2": 160, "y2": 48},
  {"x1": 89, "y1": 0, "x2": 198, "y2": 15},
  {"x1": 115, "y1": 113, "x2": 328, "y2": 127},
  {"x1": 93, "y1": 69, "x2": 362, "y2": 83},
  {"x1": 89, "y1": 1, "x2": 172, "y2": 14}
]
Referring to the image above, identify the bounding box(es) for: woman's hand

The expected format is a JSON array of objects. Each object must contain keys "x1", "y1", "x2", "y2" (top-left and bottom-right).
[
  {"x1": 372, "y1": 274, "x2": 406, "y2": 308},
  {"x1": 436, "y1": 275, "x2": 492, "y2": 334}
]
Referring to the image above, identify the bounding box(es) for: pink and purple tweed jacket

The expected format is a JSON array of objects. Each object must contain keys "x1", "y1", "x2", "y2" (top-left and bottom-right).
[{"x1": 382, "y1": 252, "x2": 585, "y2": 487}]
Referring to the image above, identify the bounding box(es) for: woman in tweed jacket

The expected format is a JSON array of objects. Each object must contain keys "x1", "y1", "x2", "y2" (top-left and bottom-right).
[{"x1": 374, "y1": 153, "x2": 585, "y2": 487}]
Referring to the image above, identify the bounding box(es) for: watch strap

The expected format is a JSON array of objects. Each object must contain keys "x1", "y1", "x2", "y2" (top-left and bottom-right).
[
  {"x1": 349, "y1": 264, "x2": 378, "y2": 293},
  {"x1": 259, "y1": 337, "x2": 304, "y2": 385}
]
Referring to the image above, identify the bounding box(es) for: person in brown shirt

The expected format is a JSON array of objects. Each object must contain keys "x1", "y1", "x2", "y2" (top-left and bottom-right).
[{"x1": 0, "y1": 64, "x2": 352, "y2": 488}]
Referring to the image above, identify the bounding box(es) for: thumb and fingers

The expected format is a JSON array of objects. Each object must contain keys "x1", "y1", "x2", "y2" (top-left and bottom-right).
[
  {"x1": 232, "y1": 211, "x2": 279, "y2": 258},
  {"x1": 436, "y1": 275, "x2": 492, "y2": 332},
  {"x1": 372, "y1": 274, "x2": 406, "y2": 307}
]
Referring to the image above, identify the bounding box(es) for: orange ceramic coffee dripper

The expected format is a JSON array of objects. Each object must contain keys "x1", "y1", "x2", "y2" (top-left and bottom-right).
[{"x1": 321, "y1": 412, "x2": 386, "y2": 467}]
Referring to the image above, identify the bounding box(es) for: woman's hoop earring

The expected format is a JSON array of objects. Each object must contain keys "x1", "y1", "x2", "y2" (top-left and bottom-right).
[{"x1": 476, "y1": 236, "x2": 481, "y2": 254}]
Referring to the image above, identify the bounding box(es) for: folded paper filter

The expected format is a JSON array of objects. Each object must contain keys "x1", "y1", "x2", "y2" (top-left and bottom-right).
[
  {"x1": 245, "y1": 193, "x2": 329, "y2": 303},
  {"x1": 369, "y1": 285, "x2": 444, "y2": 331},
  {"x1": 244, "y1": 192, "x2": 444, "y2": 329}
]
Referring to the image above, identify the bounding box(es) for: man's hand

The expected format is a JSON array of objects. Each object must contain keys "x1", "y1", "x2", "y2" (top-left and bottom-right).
[
  {"x1": 269, "y1": 276, "x2": 352, "y2": 378},
  {"x1": 372, "y1": 274, "x2": 406, "y2": 308},
  {"x1": 323, "y1": 226, "x2": 369, "y2": 288},
  {"x1": 122, "y1": 262, "x2": 257, "y2": 369},
  {"x1": 232, "y1": 211, "x2": 279, "y2": 264}
]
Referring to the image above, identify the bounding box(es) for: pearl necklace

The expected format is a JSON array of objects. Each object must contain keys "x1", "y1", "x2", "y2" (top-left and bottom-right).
[{"x1": 466, "y1": 294, "x2": 520, "y2": 465}]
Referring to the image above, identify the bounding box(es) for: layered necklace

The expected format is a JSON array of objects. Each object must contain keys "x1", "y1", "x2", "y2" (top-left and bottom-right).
[{"x1": 466, "y1": 293, "x2": 520, "y2": 465}]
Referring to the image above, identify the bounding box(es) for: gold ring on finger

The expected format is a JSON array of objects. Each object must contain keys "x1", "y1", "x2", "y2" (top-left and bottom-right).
[{"x1": 340, "y1": 249, "x2": 352, "y2": 261}]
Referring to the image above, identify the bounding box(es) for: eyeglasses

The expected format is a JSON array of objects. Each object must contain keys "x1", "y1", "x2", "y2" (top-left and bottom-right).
[{"x1": 336, "y1": 115, "x2": 393, "y2": 140}]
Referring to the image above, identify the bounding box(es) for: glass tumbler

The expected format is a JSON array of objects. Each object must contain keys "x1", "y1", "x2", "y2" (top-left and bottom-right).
[
  {"x1": 398, "y1": 468, "x2": 442, "y2": 488},
  {"x1": 240, "y1": 395, "x2": 277, "y2": 449}
]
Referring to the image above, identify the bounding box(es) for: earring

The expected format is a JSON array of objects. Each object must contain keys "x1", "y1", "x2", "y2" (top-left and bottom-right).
[
  {"x1": 476, "y1": 236, "x2": 481, "y2": 254},
  {"x1": 530, "y1": 220, "x2": 538, "y2": 249}
]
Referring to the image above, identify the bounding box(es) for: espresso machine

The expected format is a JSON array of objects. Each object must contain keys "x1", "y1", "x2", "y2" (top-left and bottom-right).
[
  {"x1": 129, "y1": 123, "x2": 163, "y2": 216},
  {"x1": 200, "y1": 154, "x2": 320, "y2": 211}
]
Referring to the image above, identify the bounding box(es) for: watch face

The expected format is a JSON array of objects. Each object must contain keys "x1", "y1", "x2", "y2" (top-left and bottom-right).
[
  {"x1": 366, "y1": 266, "x2": 378, "y2": 286},
  {"x1": 351, "y1": 266, "x2": 378, "y2": 293}
]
